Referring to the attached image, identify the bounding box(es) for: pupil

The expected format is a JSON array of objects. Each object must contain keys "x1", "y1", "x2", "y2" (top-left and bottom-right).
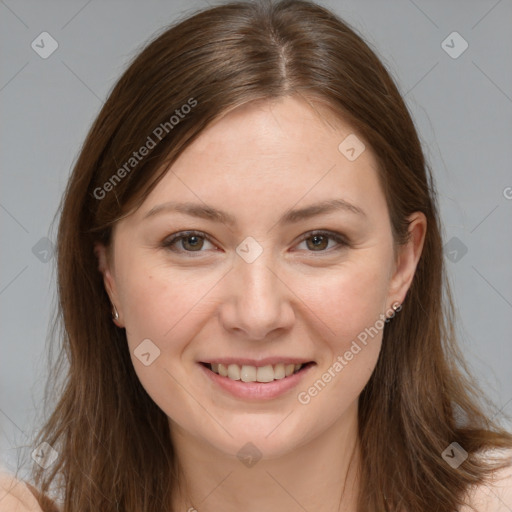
[
  {"x1": 308, "y1": 235, "x2": 327, "y2": 250},
  {"x1": 185, "y1": 236, "x2": 202, "y2": 250}
]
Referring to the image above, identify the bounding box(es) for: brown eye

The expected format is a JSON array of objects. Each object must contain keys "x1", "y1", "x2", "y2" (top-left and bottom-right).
[
  {"x1": 181, "y1": 235, "x2": 204, "y2": 251},
  {"x1": 162, "y1": 231, "x2": 215, "y2": 253},
  {"x1": 306, "y1": 234, "x2": 329, "y2": 251},
  {"x1": 296, "y1": 231, "x2": 348, "y2": 253}
]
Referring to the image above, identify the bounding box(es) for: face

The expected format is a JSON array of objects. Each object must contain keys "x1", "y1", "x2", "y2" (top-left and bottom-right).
[{"x1": 95, "y1": 96, "x2": 425, "y2": 460}]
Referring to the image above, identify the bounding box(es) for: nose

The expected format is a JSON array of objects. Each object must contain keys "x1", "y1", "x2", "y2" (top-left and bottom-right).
[{"x1": 219, "y1": 253, "x2": 295, "y2": 341}]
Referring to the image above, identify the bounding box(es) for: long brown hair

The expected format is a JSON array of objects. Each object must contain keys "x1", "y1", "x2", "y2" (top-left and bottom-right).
[{"x1": 23, "y1": 1, "x2": 511, "y2": 511}]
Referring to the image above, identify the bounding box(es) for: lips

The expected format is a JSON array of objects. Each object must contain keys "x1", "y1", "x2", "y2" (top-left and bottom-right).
[
  {"x1": 201, "y1": 357, "x2": 313, "y2": 367},
  {"x1": 198, "y1": 360, "x2": 316, "y2": 400}
]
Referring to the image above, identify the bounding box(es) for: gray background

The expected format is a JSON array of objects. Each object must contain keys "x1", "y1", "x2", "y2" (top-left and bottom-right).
[{"x1": 1, "y1": 0, "x2": 511, "y2": 476}]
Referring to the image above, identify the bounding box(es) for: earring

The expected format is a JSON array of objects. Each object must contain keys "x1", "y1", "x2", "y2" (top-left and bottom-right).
[
  {"x1": 111, "y1": 303, "x2": 119, "y2": 321},
  {"x1": 385, "y1": 301, "x2": 402, "y2": 323}
]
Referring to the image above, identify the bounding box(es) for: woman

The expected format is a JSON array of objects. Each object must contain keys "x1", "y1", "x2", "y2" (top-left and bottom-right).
[{"x1": 2, "y1": 1, "x2": 511, "y2": 511}]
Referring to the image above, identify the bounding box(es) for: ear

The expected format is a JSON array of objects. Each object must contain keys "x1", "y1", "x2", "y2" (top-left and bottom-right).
[
  {"x1": 387, "y1": 212, "x2": 427, "y2": 305},
  {"x1": 94, "y1": 241, "x2": 124, "y2": 327}
]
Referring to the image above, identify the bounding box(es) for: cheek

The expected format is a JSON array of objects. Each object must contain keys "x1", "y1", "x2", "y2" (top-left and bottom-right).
[
  {"x1": 115, "y1": 262, "x2": 215, "y2": 422},
  {"x1": 293, "y1": 258, "x2": 390, "y2": 407},
  {"x1": 116, "y1": 252, "x2": 228, "y2": 365},
  {"x1": 299, "y1": 258, "x2": 390, "y2": 343},
  {"x1": 119, "y1": 267, "x2": 203, "y2": 347}
]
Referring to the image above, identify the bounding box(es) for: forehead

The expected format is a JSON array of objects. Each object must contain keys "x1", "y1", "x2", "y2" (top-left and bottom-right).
[
  {"x1": 129, "y1": 96, "x2": 386, "y2": 227},
  {"x1": 184, "y1": 96, "x2": 362, "y2": 167}
]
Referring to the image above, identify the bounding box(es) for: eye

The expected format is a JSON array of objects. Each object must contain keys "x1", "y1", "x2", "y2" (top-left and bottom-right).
[
  {"x1": 162, "y1": 231, "x2": 216, "y2": 253},
  {"x1": 161, "y1": 229, "x2": 348, "y2": 256},
  {"x1": 295, "y1": 230, "x2": 348, "y2": 252}
]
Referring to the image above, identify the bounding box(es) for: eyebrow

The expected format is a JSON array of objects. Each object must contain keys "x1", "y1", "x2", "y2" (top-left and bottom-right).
[{"x1": 142, "y1": 198, "x2": 366, "y2": 226}]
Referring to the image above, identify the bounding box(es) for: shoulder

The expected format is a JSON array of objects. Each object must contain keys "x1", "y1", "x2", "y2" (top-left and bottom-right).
[
  {"x1": 0, "y1": 471, "x2": 60, "y2": 512},
  {"x1": 459, "y1": 447, "x2": 512, "y2": 512},
  {"x1": 0, "y1": 471, "x2": 43, "y2": 512}
]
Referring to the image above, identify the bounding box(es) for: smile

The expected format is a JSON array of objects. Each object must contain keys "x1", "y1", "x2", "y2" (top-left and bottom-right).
[
  {"x1": 198, "y1": 361, "x2": 316, "y2": 400},
  {"x1": 204, "y1": 362, "x2": 309, "y2": 382}
]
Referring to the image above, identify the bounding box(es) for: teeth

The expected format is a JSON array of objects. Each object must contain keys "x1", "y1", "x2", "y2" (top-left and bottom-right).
[
  {"x1": 227, "y1": 364, "x2": 241, "y2": 380},
  {"x1": 210, "y1": 362, "x2": 305, "y2": 382},
  {"x1": 238, "y1": 365, "x2": 254, "y2": 382},
  {"x1": 274, "y1": 364, "x2": 285, "y2": 380},
  {"x1": 256, "y1": 365, "x2": 274, "y2": 382}
]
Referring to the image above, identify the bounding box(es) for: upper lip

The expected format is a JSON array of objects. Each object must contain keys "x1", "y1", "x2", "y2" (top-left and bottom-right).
[{"x1": 200, "y1": 357, "x2": 314, "y2": 367}]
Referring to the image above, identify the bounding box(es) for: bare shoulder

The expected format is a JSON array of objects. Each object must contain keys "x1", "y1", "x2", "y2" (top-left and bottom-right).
[
  {"x1": 0, "y1": 471, "x2": 44, "y2": 512},
  {"x1": 459, "y1": 448, "x2": 512, "y2": 512}
]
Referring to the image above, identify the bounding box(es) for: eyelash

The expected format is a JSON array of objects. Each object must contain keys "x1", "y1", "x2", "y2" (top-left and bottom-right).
[{"x1": 161, "y1": 230, "x2": 349, "y2": 256}]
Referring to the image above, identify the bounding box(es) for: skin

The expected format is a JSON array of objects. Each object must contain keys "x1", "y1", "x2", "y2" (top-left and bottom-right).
[{"x1": 95, "y1": 96, "x2": 426, "y2": 512}]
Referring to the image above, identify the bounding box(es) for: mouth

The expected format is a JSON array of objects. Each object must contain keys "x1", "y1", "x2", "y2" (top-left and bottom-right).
[
  {"x1": 198, "y1": 360, "x2": 316, "y2": 400},
  {"x1": 199, "y1": 361, "x2": 315, "y2": 383}
]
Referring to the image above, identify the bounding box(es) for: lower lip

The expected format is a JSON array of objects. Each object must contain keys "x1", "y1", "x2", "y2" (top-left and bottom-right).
[{"x1": 198, "y1": 362, "x2": 315, "y2": 400}]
